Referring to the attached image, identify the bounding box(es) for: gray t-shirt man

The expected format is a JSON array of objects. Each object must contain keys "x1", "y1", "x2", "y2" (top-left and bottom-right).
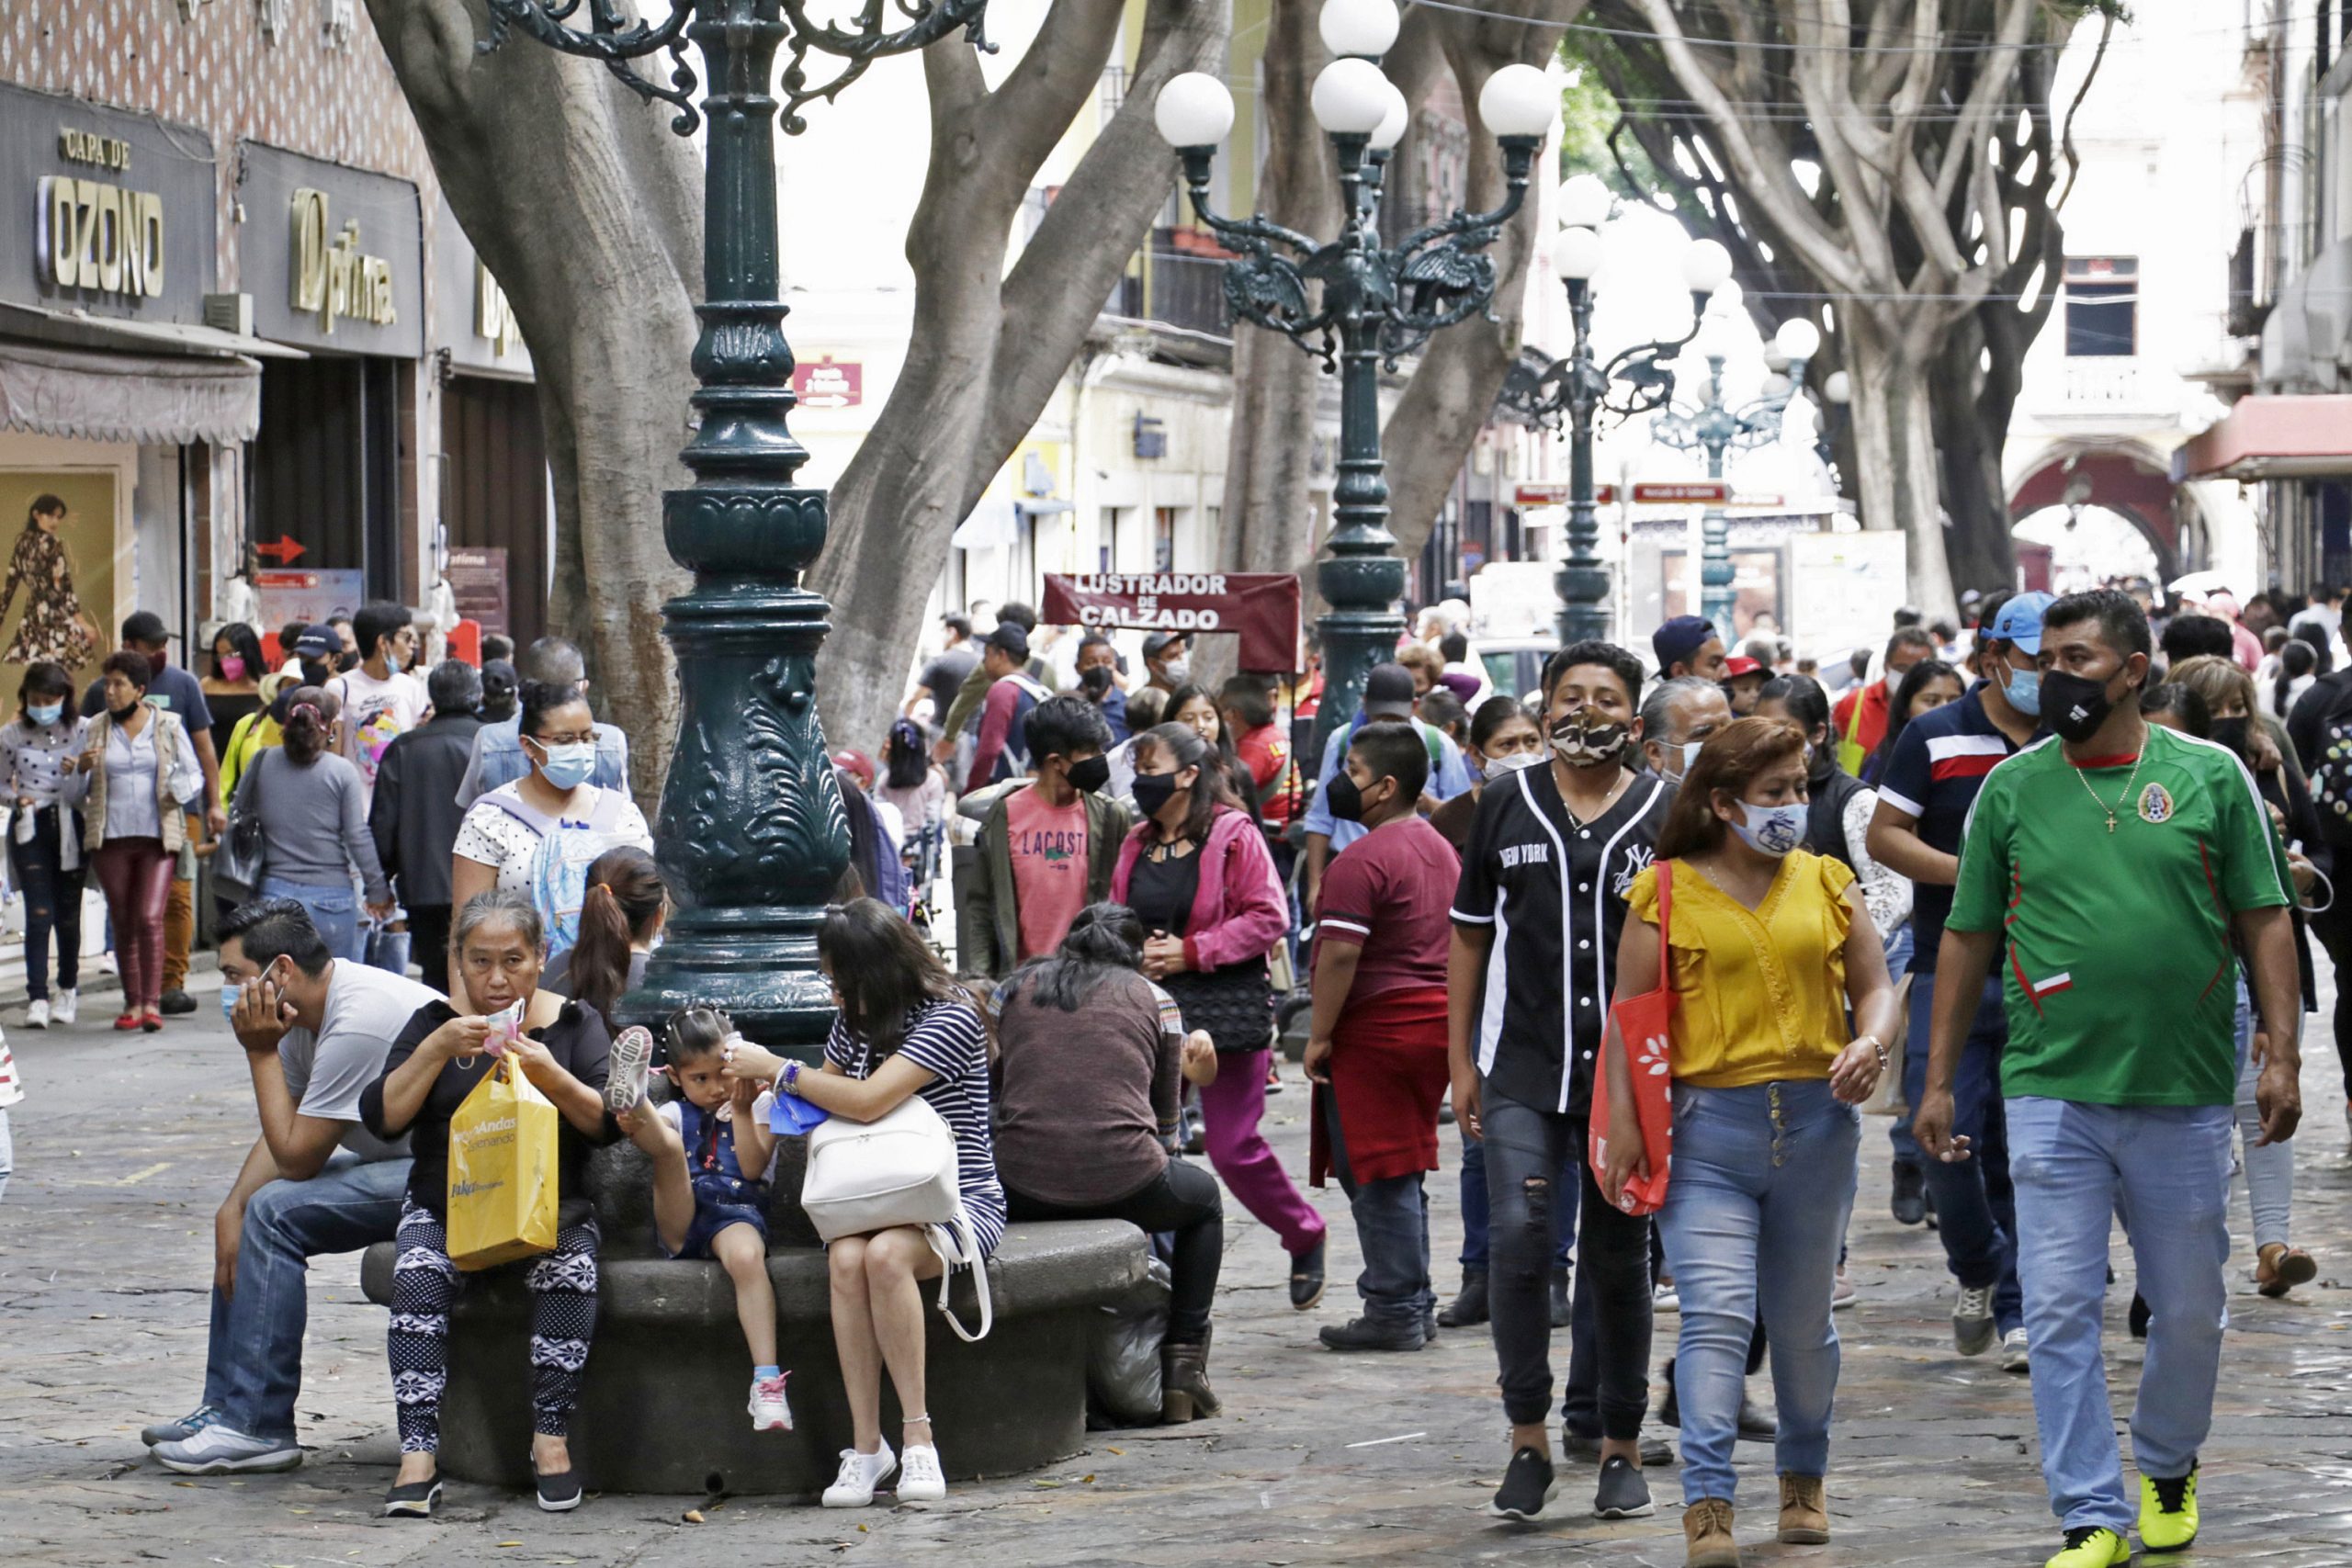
[{"x1": 277, "y1": 963, "x2": 441, "y2": 1162}]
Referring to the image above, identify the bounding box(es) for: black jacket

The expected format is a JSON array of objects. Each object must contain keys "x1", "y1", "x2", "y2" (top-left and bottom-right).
[{"x1": 370, "y1": 711, "x2": 482, "y2": 908}]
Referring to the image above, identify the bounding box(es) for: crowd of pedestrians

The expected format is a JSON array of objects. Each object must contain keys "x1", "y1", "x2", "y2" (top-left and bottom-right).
[{"x1": 6, "y1": 580, "x2": 2331, "y2": 1568}]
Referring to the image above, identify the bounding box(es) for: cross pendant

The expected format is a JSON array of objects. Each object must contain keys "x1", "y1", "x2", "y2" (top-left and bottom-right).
[{"x1": 2105, "y1": 813, "x2": 2117, "y2": 833}]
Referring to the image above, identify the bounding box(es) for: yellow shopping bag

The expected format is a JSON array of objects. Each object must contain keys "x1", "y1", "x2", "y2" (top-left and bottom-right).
[{"x1": 447, "y1": 1057, "x2": 560, "y2": 1271}]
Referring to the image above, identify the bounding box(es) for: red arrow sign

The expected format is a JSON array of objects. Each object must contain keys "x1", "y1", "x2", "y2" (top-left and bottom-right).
[{"x1": 254, "y1": 534, "x2": 306, "y2": 565}]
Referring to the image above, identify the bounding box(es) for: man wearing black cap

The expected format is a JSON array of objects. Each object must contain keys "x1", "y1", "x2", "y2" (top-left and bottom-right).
[
  {"x1": 967, "y1": 624, "x2": 1057, "y2": 788},
  {"x1": 1143, "y1": 631, "x2": 1192, "y2": 696},
  {"x1": 1651, "y1": 615, "x2": 1727, "y2": 683},
  {"x1": 83, "y1": 611, "x2": 226, "y2": 1015},
  {"x1": 1301, "y1": 663, "x2": 1474, "y2": 914}
]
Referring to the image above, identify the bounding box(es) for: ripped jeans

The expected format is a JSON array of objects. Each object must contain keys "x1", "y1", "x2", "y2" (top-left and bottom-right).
[{"x1": 1481, "y1": 1085, "x2": 1654, "y2": 1438}]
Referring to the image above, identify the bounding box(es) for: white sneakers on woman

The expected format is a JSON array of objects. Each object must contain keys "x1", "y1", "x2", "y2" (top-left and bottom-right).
[
  {"x1": 820, "y1": 1434, "x2": 949, "y2": 1506},
  {"x1": 896, "y1": 1443, "x2": 946, "y2": 1503}
]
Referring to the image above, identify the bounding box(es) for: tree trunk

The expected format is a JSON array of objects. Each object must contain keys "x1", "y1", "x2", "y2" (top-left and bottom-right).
[
  {"x1": 365, "y1": 0, "x2": 701, "y2": 798},
  {"x1": 814, "y1": 0, "x2": 1228, "y2": 757},
  {"x1": 1843, "y1": 308, "x2": 1957, "y2": 619},
  {"x1": 1931, "y1": 317, "x2": 2020, "y2": 596}
]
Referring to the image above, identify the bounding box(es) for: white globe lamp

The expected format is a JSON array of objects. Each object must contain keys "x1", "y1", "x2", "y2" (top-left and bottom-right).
[
  {"x1": 1477, "y1": 63, "x2": 1555, "y2": 139},
  {"x1": 1154, "y1": 72, "x2": 1235, "y2": 149},
  {"x1": 1681, "y1": 238, "x2": 1734, "y2": 294},
  {"x1": 1369, "y1": 81, "x2": 1410, "y2": 151},
  {"x1": 1773, "y1": 317, "x2": 1822, "y2": 364},
  {"x1": 1319, "y1": 0, "x2": 1400, "y2": 58},
  {"x1": 1311, "y1": 57, "x2": 1394, "y2": 136},
  {"x1": 1557, "y1": 173, "x2": 1612, "y2": 230},
  {"x1": 1553, "y1": 226, "x2": 1603, "y2": 282}
]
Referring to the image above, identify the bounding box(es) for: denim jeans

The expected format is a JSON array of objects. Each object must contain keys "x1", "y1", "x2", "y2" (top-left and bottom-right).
[
  {"x1": 200, "y1": 1153, "x2": 410, "y2": 1441},
  {"x1": 260, "y1": 876, "x2": 362, "y2": 964},
  {"x1": 1657, "y1": 1079, "x2": 1860, "y2": 1505},
  {"x1": 2007, "y1": 1096, "x2": 2233, "y2": 1532},
  {"x1": 2231, "y1": 979, "x2": 2292, "y2": 1250},
  {"x1": 1456, "y1": 1125, "x2": 1574, "y2": 1269},
  {"x1": 1883, "y1": 924, "x2": 1918, "y2": 1168},
  {"x1": 9, "y1": 807, "x2": 82, "y2": 1001},
  {"x1": 1904, "y1": 969, "x2": 2023, "y2": 1334},
  {"x1": 1483, "y1": 1087, "x2": 1653, "y2": 1436}
]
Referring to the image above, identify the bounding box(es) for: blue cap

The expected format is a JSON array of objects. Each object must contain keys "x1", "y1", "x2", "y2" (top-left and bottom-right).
[
  {"x1": 1987, "y1": 591, "x2": 2056, "y2": 654},
  {"x1": 1652, "y1": 615, "x2": 1719, "y2": 671}
]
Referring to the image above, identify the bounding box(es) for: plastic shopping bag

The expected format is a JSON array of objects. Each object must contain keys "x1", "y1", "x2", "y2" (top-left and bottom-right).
[
  {"x1": 1589, "y1": 861, "x2": 1676, "y2": 1217},
  {"x1": 0, "y1": 1032, "x2": 23, "y2": 1110},
  {"x1": 1087, "y1": 1255, "x2": 1171, "y2": 1427},
  {"x1": 447, "y1": 1057, "x2": 560, "y2": 1271}
]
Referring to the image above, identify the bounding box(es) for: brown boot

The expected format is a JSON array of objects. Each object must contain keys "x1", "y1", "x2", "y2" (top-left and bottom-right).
[
  {"x1": 1778, "y1": 1473, "x2": 1829, "y2": 1543},
  {"x1": 1683, "y1": 1497, "x2": 1739, "y2": 1567},
  {"x1": 1159, "y1": 1325, "x2": 1221, "y2": 1423}
]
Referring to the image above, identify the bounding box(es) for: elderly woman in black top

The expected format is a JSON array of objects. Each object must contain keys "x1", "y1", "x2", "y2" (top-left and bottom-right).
[{"x1": 359, "y1": 889, "x2": 617, "y2": 1519}]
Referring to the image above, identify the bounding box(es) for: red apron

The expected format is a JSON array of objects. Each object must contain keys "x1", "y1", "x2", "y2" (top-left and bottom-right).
[{"x1": 1309, "y1": 985, "x2": 1451, "y2": 1188}]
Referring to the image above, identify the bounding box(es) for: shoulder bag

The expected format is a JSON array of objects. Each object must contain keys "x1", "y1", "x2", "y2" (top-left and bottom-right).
[
  {"x1": 214, "y1": 748, "x2": 269, "y2": 907},
  {"x1": 799, "y1": 1089, "x2": 992, "y2": 1341},
  {"x1": 1589, "y1": 860, "x2": 1677, "y2": 1216}
]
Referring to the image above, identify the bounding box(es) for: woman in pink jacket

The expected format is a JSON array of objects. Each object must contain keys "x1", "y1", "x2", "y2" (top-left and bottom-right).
[{"x1": 1114, "y1": 723, "x2": 1329, "y2": 1306}]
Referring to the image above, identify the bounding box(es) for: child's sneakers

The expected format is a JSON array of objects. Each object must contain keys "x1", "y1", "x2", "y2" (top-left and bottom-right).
[
  {"x1": 821, "y1": 1440, "x2": 895, "y2": 1507},
  {"x1": 606, "y1": 1026, "x2": 654, "y2": 1115},
  {"x1": 748, "y1": 1372, "x2": 792, "y2": 1432},
  {"x1": 897, "y1": 1442, "x2": 947, "y2": 1503}
]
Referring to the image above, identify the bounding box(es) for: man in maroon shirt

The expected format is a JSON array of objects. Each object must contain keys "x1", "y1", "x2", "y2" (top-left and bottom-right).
[{"x1": 1305, "y1": 722, "x2": 1461, "y2": 1352}]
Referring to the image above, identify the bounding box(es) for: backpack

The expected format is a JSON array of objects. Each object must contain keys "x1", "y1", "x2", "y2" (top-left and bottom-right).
[
  {"x1": 2311, "y1": 708, "x2": 2352, "y2": 846},
  {"x1": 482, "y1": 784, "x2": 633, "y2": 957}
]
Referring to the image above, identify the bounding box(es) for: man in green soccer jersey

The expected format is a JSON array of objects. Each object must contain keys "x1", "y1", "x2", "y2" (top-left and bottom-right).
[{"x1": 1917, "y1": 588, "x2": 2303, "y2": 1568}]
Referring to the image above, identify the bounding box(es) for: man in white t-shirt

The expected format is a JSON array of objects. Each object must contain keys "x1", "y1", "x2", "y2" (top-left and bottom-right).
[
  {"x1": 145, "y1": 897, "x2": 441, "y2": 1476},
  {"x1": 331, "y1": 602, "x2": 429, "y2": 803}
]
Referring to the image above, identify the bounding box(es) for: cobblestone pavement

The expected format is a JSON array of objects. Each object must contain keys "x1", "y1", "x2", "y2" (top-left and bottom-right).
[{"x1": 6, "y1": 976, "x2": 2352, "y2": 1567}]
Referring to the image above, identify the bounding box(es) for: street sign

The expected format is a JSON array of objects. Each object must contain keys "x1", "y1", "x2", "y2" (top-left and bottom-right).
[
  {"x1": 1513, "y1": 484, "x2": 1615, "y2": 506},
  {"x1": 1631, "y1": 481, "x2": 1731, "y2": 504}
]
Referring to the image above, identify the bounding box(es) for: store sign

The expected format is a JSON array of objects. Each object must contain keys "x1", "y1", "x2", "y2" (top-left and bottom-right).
[
  {"x1": 1514, "y1": 483, "x2": 1615, "y2": 506},
  {"x1": 58, "y1": 130, "x2": 131, "y2": 171},
  {"x1": 1632, "y1": 481, "x2": 1731, "y2": 504},
  {"x1": 447, "y1": 546, "x2": 512, "y2": 637},
  {"x1": 290, "y1": 186, "x2": 398, "y2": 333},
  {"x1": 1043, "y1": 572, "x2": 1303, "y2": 672},
  {"x1": 37, "y1": 175, "x2": 167, "y2": 299},
  {"x1": 793, "y1": 355, "x2": 861, "y2": 410},
  {"x1": 475, "y1": 259, "x2": 520, "y2": 356}
]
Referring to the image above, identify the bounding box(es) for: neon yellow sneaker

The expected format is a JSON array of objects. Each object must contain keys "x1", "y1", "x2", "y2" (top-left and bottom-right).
[
  {"x1": 2140, "y1": 1466, "x2": 2199, "y2": 1552},
  {"x1": 2044, "y1": 1525, "x2": 2131, "y2": 1568}
]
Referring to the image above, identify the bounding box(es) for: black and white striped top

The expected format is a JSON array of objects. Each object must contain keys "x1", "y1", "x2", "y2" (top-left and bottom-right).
[{"x1": 824, "y1": 998, "x2": 1007, "y2": 1259}]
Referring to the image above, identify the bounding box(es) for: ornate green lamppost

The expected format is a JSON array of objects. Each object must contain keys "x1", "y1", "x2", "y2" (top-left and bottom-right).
[
  {"x1": 1498, "y1": 174, "x2": 1732, "y2": 644},
  {"x1": 1150, "y1": 0, "x2": 1555, "y2": 765},
  {"x1": 478, "y1": 0, "x2": 991, "y2": 1047},
  {"x1": 1649, "y1": 314, "x2": 1819, "y2": 639}
]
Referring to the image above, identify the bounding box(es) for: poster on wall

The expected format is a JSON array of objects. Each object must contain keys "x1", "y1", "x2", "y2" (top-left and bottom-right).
[
  {"x1": 0, "y1": 473, "x2": 116, "y2": 697},
  {"x1": 1791, "y1": 531, "x2": 1908, "y2": 665},
  {"x1": 1661, "y1": 547, "x2": 1786, "y2": 642},
  {"x1": 446, "y1": 547, "x2": 510, "y2": 637},
  {"x1": 253, "y1": 569, "x2": 367, "y2": 644}
]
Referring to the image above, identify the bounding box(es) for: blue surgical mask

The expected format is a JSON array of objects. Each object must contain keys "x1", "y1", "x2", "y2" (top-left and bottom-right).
[
  {"x1": 27, "y1": 702, "x2": 61, "y2": 728},
  {"x1": 1661, "y1": 739, "x2": 1703, "y2": 781},
  {"x1": 1730, "y1": 799, "x2": 1808, "y2": 858},
  {"x1": 535, "y1": 739, "x2": 596, "y2": 790},
  {"x1": 2004, "y1": 666, "x2": 2041, "y2": 716}
]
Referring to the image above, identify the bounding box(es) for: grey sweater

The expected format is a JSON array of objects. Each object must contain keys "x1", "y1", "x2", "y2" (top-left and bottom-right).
[{"x1": 235, "y1": 747, "x2": 390, "y2": 902}]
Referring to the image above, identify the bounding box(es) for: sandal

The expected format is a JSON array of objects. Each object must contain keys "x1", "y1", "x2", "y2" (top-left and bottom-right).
[{"x1": 2256, "y1": 1242, "x2": 2318, "y2": 1298}]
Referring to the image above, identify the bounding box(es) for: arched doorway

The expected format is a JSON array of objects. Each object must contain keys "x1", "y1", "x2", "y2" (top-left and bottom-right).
[{"x1": 2007, "y1": 444, "x2": 2196, "y2": 588}]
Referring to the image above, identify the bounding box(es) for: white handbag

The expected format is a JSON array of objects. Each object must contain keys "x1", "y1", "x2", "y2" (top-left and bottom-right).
[{"x1": 800, "y1": 1092, "x2": 991, "y2": 1342}]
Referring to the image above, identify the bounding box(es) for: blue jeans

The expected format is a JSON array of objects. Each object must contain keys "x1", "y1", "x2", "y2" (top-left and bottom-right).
[
  {"x1": 200, "y1": 1153, "x2": 410, "y2": 1440},
  {"x1": 2007, "y1": 1096, "x2": 2233, "y2": 1532},
  {"x1": 260, "y1": 876, "x2": 362, "y2": 964},
  {"x1": 1658, "y1": 1080, "x2": 1860, "y2": 1506},
  {"x1": 2232, "y1": 980, "x2": 2292, "y2": 1249},
  {"x1": 1457, "y1": 1126, "x2": 1575, "y2": 1269},
  {"x1": 1348, "y1": 1174, "x2": 1434, "y2": 1325},
  {"x1": 1904, "y1": 970, "x2": 2023, "y2": 1334},
  {"x1": 1883, "y1": 925, "x2": 1918, "y2": 1168}
]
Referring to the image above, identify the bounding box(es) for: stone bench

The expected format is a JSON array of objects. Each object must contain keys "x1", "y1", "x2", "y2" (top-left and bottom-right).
[{"x1": 357, "y1": 1143, "x2": 1148, "y2": 1495}]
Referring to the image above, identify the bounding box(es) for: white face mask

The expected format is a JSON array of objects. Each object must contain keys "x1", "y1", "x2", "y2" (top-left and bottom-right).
[
  {"x1": 1731, "y1": 799, "x2": 1808, "y2": 857},
  {"x1": 1657, "y1": 739, "x2": 1704, "y2": 781}
]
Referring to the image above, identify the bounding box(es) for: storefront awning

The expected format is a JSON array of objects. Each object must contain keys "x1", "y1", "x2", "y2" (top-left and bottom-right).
[
  {"x1": 0, "y1": 338, "x2": 263, "y2": 446},
  {"x1": 0, "y1": 300, "x2": 307, "y2": 361},
  {"x1": 2172, "y1": 393, "x2": 2352, "y2": 481}
]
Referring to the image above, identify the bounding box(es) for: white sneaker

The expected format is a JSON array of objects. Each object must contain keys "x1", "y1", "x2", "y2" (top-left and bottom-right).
[
  {"x1": 153, "y1": 1423, "x2": 302, "y2": 1474},
  {"x1": 53, "y1": 989, "x2": 77, "y2": 1026},
  {"x1": 1653, "y1": 1280, "x2": 1679, "y2": 1314},
  {"x1": 897, "y1": 1442, "x2": 947, "y2": 1503},
  {"x1": 2000, "y1": 1326, "x2": 2030, "y2": 1373},
  {"x1": 821, "y1": 1440, "x2": 896, "y2": 1507},
  {"x1": 24, "y1": 998, "x2": 47, "y2": 1030},
  {"x1": 606, "y1": 1026, "x2": 653, "y2": 1115},
  {"x1": 1953, "y1": 1283, "x2": 1997, "y2": 1357},
  {"x1": 747, "y1": 1372, "x2": 792, "y2": 1432}
]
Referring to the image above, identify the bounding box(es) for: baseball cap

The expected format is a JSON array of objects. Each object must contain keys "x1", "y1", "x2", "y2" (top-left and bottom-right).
[
  {"x1": 984, "y1": 623, "x2": 1030, "y2": 660},
  {"x1": 832, "y1": 748, "x2": 876, "y2": 788},
  {"x1": 1722, "y1": 654, "x2": 1765, "y2": 680},
  {"x1": 1652, "y1": 615, "x2": 1718, "y2": 671},
  {"x1": 1142, "y1": 631, "x2": 1189, "y2": 661},
  {"x1": 1987, "y1": 591, "x2": 2056, "y2": 655},
  {"x1": 290, "y1": 626, "x2": 341, "y2": 661},
  {"x1": 1362, "y1": 662, "x2": 1418, "y2": 718},
  {"x1": 121, "y1": 610, "x2": 168, "y2": 647}
]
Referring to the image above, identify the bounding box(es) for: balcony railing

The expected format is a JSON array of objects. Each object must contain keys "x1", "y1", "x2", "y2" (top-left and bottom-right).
[
  {"x1": 2062, "y1": 358, "x2": 2152, "y2": 405},
  {"x1": 1119, "y1": 227, "x2": 1233, "y2": 339}
]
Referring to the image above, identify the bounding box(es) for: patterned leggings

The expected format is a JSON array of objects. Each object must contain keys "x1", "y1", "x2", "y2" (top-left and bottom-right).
[{"x1": 388, "y1": 1201, "x2": 601, "y2": 1453}]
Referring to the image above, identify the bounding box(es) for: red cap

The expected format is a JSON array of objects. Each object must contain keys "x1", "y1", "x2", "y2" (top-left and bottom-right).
[
  {"x1": 1722, "y1": 655, "x2": 1765, "y2": 679},
  {"x1": 831, "y1": 748, "x2": 876, "y2": 788}
]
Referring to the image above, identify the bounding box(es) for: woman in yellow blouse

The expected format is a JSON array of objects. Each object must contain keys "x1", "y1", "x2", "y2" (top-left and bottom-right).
[{"x1": 1600, "y1": 716, "x2": 1900, "y2": 1568}]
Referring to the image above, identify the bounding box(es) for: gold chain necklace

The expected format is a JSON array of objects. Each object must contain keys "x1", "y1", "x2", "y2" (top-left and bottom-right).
[{"x1": 2071, "y1": 749, "x2": 2145, "y2": 833}]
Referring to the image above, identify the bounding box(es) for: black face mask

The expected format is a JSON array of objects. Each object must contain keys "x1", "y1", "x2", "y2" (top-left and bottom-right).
[
  {"x1": 1066, "y1": 755, "x2": 1111, "y2": 794},
  {"x1": 108, "y1": 700, "x2": 141, "y2": 725},
  {"x1": 1325, "y1": 771, "x2": 1365, "y2": 822},
  {"x1": 1132, "y1": 771, "x2": 1181, "y2": 818},
  {"x1": 2211, "y1": 716, "x2": 2251, "y2": 758},
  {"x1": 2041, "y1": 666, "x2": 2121, "y2": 745},
  {"x1": 1079, "y1": 665, "x2": 1114, "y2": 698}
]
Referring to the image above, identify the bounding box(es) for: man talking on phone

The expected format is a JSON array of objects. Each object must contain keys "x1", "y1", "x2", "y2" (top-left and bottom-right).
[{"x1": 143, "y1": 898, "x2": 440, "y2": 1476}]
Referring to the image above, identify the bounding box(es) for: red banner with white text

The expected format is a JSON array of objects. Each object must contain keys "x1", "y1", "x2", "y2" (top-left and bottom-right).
[{"x1": 1042, "y1": 572, "x2": 1303, "y2": 672}]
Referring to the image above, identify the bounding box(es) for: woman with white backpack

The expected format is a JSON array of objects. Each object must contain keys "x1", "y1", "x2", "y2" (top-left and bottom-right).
[
  {"x1": 449, "y1": 680, "x2": 650, "y2": 1003},
  {"x1": 720, "y1": 898, "x2": 1004, "y2": 1509}
]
